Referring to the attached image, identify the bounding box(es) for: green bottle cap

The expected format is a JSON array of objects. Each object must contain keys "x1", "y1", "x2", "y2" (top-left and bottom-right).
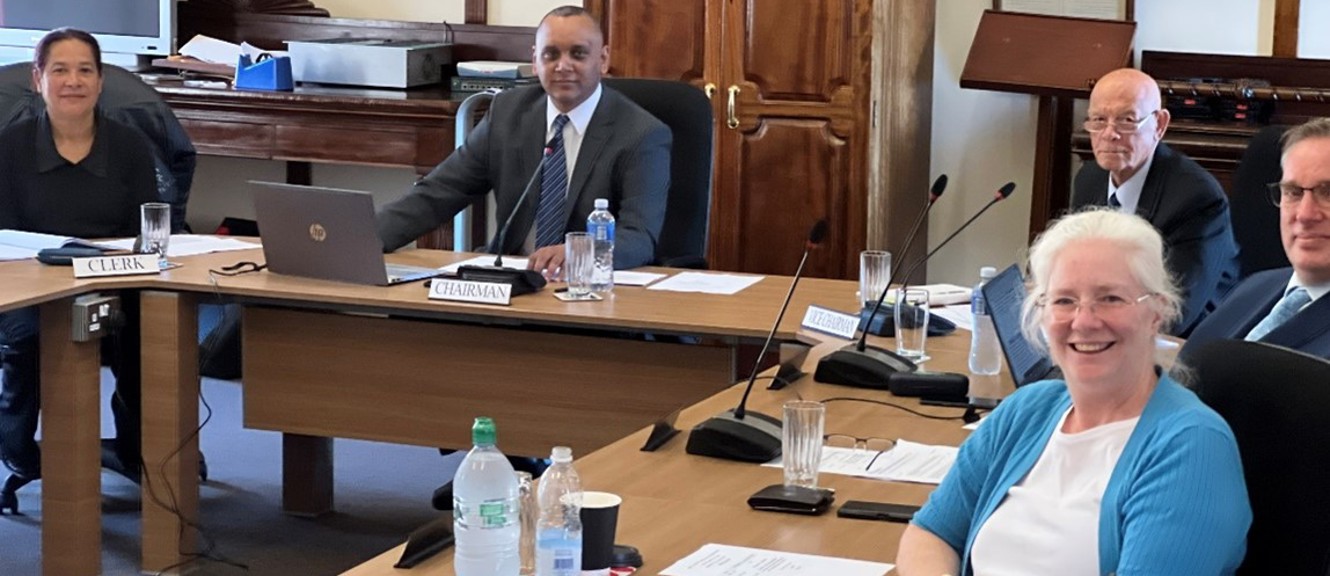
[{"x1": 472, "y1": 417, "x2": 497, "y2": 445}]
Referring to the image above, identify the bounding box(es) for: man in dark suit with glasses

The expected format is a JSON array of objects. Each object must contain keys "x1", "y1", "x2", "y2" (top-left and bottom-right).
[
  {"x1": 1183, "y1": 117, "x2": 1330, "y2": 360},
  {"x1": 1070, "y1": 68, "x2": 1238, "y2": 337}
]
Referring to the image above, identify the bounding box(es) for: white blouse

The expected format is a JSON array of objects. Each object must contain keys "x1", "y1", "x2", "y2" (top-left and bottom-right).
[{"x1": 969, "y1": 407, "x2": 1139, "y2": 576}]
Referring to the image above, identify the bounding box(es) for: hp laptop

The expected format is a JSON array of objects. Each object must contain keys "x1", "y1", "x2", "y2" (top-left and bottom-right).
[
  {"x1": 252, "y1": 182, "x2": 438, "y2": 286},
  {"x1": 980, "y1": 264, "x2": 1062, "y2": 387}
]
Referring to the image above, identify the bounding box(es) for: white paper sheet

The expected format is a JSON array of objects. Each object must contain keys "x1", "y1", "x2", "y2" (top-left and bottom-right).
[
  {"x1": 0, "y1": 244, "x2": 34, "y2": 261},
  {"x1": 865, "y1": 439, "x2": 959, "y2": 484},
  {"x1": 764, "y1": 440, "x2": 958, "y2": 485},
  {"x1": 614, "y1": 270, "x2": 667, "y2": 286},
  {"x1": 646, "y1": 271, "x2": 764, "y2": 295},
  {"x1": 179, "y1": 35, "x2": 285, "y2": 65},
  {"x1": 932, "y1": 303, "x2": 974, "y2": 332},
  {"x1": 100, "y1": 235, "x2": 259, "y2": 258},
  {"x1": 661, "y1": 543, "x2": 893, "y2": 576}
]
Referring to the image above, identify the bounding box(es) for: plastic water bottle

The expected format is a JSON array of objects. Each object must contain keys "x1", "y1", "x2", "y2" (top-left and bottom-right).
[
  {"x1": 968, "y1": 266, "x2": 1002, "y2": 376},
  {"x1": 535, "y1": 446, "x2": 582, "y2": 576},
  {"x1": 454, "y1": 417, "x2": 521, "y2": 576},
  {"x1": 587, "y1": 198, "x2": 615, "y2": 294}
]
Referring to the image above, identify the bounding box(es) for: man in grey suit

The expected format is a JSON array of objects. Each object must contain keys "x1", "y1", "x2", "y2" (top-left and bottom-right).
[
  {"x1": 1071, "y1": 68, "x2": 1238, "y2": 337},
  {"x1": 376, "y1": 5, "x2": 671, "y2": 276}
]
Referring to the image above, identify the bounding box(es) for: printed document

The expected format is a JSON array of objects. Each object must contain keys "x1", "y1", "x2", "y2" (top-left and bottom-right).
[
  {"x1": 101, "y1": 235, "x2": 259, "y2": 258},
  {"x1": 647, "y1": 271, "x2": 764, "y2": 295},
  {"x1": 661, "y1": 543, "x2": 892, "y2": 576},
  {"x1": 763, "y1": 440, "x2": 958, "y2": 485}
]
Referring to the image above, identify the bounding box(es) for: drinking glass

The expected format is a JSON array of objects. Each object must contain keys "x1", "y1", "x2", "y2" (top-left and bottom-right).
[
  {"x1": 894, "y1": 287, "x2": 930, "y2": 360},
  {"x1": 781, "y1": 400, "x2": 826, "y2": 488},
  {"x1": 564, "y1": 232, "x2": 594, "y2": 298},
  {"x1": 139, "y1": 202, "x2": 171, "y2": 267},
  {"x1": 859, "y1": 250, "x2": 892, "y2": 309}
]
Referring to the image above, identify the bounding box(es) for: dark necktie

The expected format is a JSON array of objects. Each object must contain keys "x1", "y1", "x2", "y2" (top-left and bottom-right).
[
  {"x1": 535, "y1": 114, "x2": 570, "y2": 248},
  {"x1": 1108, "y1": 193, "x2": 1122, "y2": 209}
]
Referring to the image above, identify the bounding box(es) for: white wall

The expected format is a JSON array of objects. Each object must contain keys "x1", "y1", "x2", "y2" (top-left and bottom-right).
[
  {"x1": 926, "y1": 0, "x2": 1280, "y2": 284},
  {"x1": 185, "y1": 0, "x2": 564, "y2": 234}
]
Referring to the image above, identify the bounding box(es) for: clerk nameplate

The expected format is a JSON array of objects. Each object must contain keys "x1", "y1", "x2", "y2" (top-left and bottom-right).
[
  {"x1": 801, "y1": 304, "x2": 859, "y2": 340},
  {"x1": 428, "y1": 278, "x2": 512, "y2": 305},
  {"x1": 72, "y1": 254, "x2": 161, "y2": 279}
]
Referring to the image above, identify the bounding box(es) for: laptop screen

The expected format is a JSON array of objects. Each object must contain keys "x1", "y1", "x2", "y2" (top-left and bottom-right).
[{"x1": 981, "y1": 264, "x2": 1060, "y2": 387}]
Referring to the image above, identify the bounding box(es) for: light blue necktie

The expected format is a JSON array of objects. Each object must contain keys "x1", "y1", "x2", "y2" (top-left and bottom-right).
[
  {"x1": 1246, "y1": 287, "x2": 1311, "y2": 341},
  {"x1": 534, "y1": 114, "x2": 570, "y2": 248}
]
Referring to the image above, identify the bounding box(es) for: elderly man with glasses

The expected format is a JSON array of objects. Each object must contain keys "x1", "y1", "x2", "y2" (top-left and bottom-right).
[
  {"x1": 1182, "y1": 117, "x2": 1330, "y2": 360},
  {"x1": 1071, "y1": 68, "x2": 1238, "y2": 337}
]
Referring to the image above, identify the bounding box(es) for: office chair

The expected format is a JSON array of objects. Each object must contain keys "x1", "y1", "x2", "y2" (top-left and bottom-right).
[
  {"x1": 602, "y1": 78, "x2": 714, "y2": 269},
  {"x1": 0, "y1": 62, "x2": 204, "y2": 514},
  {"x1": 1228, "y1": 125, "x2": 1289, "y2": 279},
  {"x1": 0, "y1": 62, "x2": 197, "y2": 232},
  {"x1": 1189, "y1": 339, "x2": 1330, "y2": 575}
]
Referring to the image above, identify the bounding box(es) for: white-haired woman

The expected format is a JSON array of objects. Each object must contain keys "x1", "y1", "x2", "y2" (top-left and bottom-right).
[{"x1": 897, "y1": 209, "x2": 1250, "y2": 575}]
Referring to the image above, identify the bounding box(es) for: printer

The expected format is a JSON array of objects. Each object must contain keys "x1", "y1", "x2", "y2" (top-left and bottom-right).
[{"x1": 286, "y1": 38, "x2": 452, "y2": 88}]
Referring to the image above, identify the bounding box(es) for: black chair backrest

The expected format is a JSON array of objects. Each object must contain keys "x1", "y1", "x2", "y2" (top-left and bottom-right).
[
  {"x1": 1229, "y1": 125, "x2": 1290, "y2": 279},
  {"x1": 1190, "y1": 339, "x2": 1330, "y2": 575},
  {"x1": 602, "y1": 77, "x2": 713, "y2": 268},
  {"x1": 0, "y1": 62, "x2": 197, "y2": 232}
]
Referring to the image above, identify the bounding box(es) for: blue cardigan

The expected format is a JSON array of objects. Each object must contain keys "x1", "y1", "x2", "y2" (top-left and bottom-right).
[{"x1": 912, "y1": 376, "x2": 1250, "y2": 575}]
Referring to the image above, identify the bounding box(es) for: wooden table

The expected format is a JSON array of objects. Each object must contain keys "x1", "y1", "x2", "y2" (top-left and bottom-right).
[
  {"x1": 0, "y1": 261, "x2": 194, "y2": 576},
  {"x1": 0, "y1": 249, "x2": 972, "y2": 575},
  {"x1": 134, "y1": 248, "x2": 881, "y2": 573},
  {"x1": 342, "y1": 329, "x2": 1016, "y2": 574}
]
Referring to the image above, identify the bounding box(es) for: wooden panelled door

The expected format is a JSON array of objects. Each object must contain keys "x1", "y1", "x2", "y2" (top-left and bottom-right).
[{"x1": 589, "y1": 0, "x2": 872, "y2": 279}]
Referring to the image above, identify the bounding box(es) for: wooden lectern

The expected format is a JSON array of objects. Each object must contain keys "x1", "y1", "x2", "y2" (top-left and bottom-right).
[{"x1": 961, "y1": 10, "x2": 1136, "y2": 238}]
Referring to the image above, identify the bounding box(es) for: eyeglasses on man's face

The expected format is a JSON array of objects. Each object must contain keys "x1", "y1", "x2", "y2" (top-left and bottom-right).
[
  {"x1": 1267, "y1": 182, "x2": 1330, "y2": 209},
  {"x1": 1036, "y1": 293, "x2": 1154, "y2": 323},
  {"x1": 1083, "y1": 110, "x2": 1158, "y2": 134}
]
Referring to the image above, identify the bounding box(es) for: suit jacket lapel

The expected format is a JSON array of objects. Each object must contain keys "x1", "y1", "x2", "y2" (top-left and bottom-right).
[
  {"x1": 1134, "y1": 144, "x2": 1171, "y2": 222},
  {"x1": 505, "y1": 101, "x2": 549, "y2": 253},
  {"x1": 565, "y1": 90, "x2": 616, "y2": 224},
  {"x1": 1233, "y1": 270, "x2": 1291, "y2": 338}
]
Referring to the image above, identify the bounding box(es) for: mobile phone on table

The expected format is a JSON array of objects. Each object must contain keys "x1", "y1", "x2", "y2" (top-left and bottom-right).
[{"x1": 836, "y1": 500, "x2": 920, "y2": 522}]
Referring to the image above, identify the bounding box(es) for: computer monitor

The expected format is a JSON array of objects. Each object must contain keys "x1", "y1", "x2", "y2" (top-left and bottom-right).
[{"x1": 0, "y1": 0, "x2": 175, "y2": 67}]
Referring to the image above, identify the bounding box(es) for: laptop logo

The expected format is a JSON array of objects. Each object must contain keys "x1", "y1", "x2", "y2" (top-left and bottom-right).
[{"x1": 309, "y1": 223, "x2": 328, "y2": 242}]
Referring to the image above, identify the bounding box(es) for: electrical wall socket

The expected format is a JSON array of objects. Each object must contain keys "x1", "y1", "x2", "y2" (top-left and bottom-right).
[{"x1": 72, "y1": 294, "x2": 120, "y2": 342}]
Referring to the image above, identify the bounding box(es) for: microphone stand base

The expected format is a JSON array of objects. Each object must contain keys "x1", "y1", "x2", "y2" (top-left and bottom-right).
[
  {"x1": 813, "y1": 343, "x2": 918, "y2": 390},
  {"x1": 456, "y1": 265, "x2": 547, "y2": 296},
  {"x1": 685, "y1": 409, "x2": 782, "y2": 463}
]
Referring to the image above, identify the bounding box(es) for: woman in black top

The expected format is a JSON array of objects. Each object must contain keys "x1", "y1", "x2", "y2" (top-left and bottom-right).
[{"x1": 0, "y1": 28, "x2": 158, "y2": 511}]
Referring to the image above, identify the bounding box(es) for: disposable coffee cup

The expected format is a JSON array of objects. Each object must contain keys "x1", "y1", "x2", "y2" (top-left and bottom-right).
[{"x1": 580, "y1": 491, "x2": 622, "y2": 571}]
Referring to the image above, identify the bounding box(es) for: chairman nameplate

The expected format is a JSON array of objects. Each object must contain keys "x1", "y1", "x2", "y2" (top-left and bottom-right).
[{"x1": 428, "y1": 278, "x2": 512, "y2": 306}]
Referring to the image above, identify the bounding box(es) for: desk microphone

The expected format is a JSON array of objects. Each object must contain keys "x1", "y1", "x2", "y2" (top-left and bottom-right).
[
  {"x1": 685, "y1": 219, "x2": 829, "y2": 463},
  {"x1": 815, "y1": 181, "x2": 1016, "y2": 390},
  {"x1": 456, "y1": 145, "x2": 552, "y2": 295}
]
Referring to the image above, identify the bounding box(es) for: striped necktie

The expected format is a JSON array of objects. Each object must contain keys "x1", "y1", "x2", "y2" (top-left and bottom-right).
[
  {"x1": 1246, "y1": 287, "x2": 1311, "y2": 341},
  {"x1": 535, "y1": 114, "x2": 570, "y2": 248}
]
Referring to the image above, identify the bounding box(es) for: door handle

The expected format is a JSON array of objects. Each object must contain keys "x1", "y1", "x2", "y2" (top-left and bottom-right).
[
  {"x1": 704, "y1": 83, "x2": 717, "y2": 100},
  {"x1": 726, "y1": 85, "x2": 741, "y2": 129}
]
